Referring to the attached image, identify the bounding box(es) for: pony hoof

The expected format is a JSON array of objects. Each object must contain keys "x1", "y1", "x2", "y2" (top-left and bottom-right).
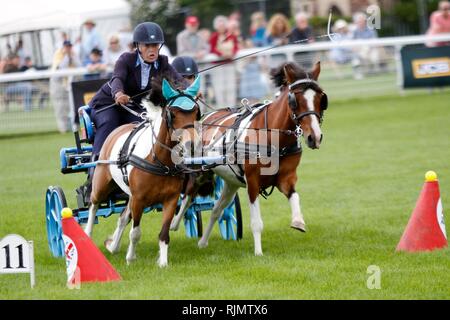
[
  {"x1": 157, "y1": 260, "x2": 168, "y2": 268},
  {"x1": 126, "y1": 254, "x2": 136, "y2": 265},
  {"x1": 290, "y1": 221, "x2": 306, "y2": 232},
  {"x1": 198, "y1": 239, "x2": 208, "y2": 249},
  {"x1": 169, "y1": 223, "x2": 179, "y2": 232},
  {"x1": 255, "y1": 251, "x2": 264, "y2": 256},
  {"x1": 104, "y1": 238, "x2": 118, "y2": 254}
]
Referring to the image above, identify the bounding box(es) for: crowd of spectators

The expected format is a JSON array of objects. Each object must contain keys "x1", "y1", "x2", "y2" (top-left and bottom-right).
[{"x1": 1, "y1": 3, "x2": 450, "y2": 119}]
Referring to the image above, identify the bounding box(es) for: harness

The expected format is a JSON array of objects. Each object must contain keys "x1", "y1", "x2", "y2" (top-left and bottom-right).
[
  {"x1": 200, "y1": 78, "x2": 327, "y2": 197},
  {"x1": 201, "y1": 101, "x2": 304, "y2": 188},
  {"x1": 116, "y1": 103, "x2": 198, "y2": 186}
]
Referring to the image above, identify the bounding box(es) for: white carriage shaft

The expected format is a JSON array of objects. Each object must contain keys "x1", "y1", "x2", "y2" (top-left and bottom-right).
[{"x1": 0, "y1": 234, "x2": 35, "y2": 288}]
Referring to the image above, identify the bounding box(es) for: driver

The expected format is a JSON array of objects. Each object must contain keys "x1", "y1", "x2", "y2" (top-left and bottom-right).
[{"x1": 79, "y1": 22, "x2": 186, "y2": 203}]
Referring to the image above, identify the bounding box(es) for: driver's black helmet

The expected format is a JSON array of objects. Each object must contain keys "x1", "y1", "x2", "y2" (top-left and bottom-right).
[
  {"x1": 133, "y1": 22, "x2": 164, "y2": 44},
  {"x1": 171, "y1": 56, "x2": 198, "y2": 76}
]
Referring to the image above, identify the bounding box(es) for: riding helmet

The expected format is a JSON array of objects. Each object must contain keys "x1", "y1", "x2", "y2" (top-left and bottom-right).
[
  {"x1": 133, "y1": 22, "x2": 165, "y2": 44},
  {"x1": 171, "y1": 56, "x2": 199, "y2": 76}
]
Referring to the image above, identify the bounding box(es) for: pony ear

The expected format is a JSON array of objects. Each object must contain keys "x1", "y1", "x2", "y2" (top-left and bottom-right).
[
  {"x1": 184, "y1": 75, "x2": 201, "y2": 97},
  {"x1": 310, "y1": 61, "x2": 321, "y2": 80},
  {"x1": 283, "y1": 64, "x2": 296, "y2": 84},
  {"x1": 162, "y1": 78, "x2": 179, "y2": 100}
]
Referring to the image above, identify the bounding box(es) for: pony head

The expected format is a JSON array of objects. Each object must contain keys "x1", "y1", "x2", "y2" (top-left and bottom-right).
[{"x1": 162, "y1": 76, "x2": 201, "y2": 110}]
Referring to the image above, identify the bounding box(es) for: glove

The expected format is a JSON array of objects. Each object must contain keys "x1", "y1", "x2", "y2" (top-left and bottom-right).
[{"x1": 114, "y1": 92, "x2": 130, "y2": 106}]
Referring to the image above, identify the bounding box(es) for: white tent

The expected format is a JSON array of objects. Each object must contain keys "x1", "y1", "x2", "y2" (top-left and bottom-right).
[
  {"x1": 0, "y1": 0, "x2": 131, "y2": 65},
  {"x1": 0, "y1": 0, "x2": 131, "y2": 36}
]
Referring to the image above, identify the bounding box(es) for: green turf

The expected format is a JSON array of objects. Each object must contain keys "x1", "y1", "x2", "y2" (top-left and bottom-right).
[{"x1": 0, "y1": 91, "x2": 449, "y2": 299}]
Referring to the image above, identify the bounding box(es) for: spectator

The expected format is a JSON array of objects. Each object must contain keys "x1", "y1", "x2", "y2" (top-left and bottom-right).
[
  {"x1": 83, "y1": 48, "x2": 108, "y2": 79},
  {"x1": 14, "y1": 39, "x2": 26, "y2": 67},
  {"x1": 50, "y1": 40, "x2": 81, "y2": 132},
  {"x1": 239, "y1": 56, "x2": 269, "y2": 104},
  {"x1": 329, "y1": 19, "x2": 353, "y2": 65},
  {"x1": 209, "y1": 15, "x2": 239, "y2": 107},
  {"x1": 103, "y1": 34, "x2": 126, "y2": 69},
  {"x1": 19, "y1": 56, "x2": 34, "y2": 72},
  {"x1": 3, "y1": 56, "x2": 34, "y2": 112},
  {"x1": 228, "y1": 19, "x2": 245, "y2": 49},
  {"x1": 265, "y1": 13, "x2": 290, "y2": 46},
  {"x1": 351, "y1": 12, "x2": 382, "y2": 79},
  {"x1": 250, "y1": 11, "x2": 268, "y2": 47},
  {"x1": 229, "y1": 11, "x2": 241, "y2": 24},
  {"x1": 426, "y1": 0, "x2": 450, "y2": 47},
  {"x1": 81, "y1": 19, "x2": 103, "y2": 62},
  {"x1": 2, "y1": 54, "x2": 20, "y2": 73},
  {"x1": 198, "y1": 28, "x2": 212, "y2": 51},
  {"x1": 176, "y1": 16, "x2": 209, "y2": 60},
  {"x1": 289, "y1": 12, "x2": 314, "y2": 44},
  {"x1": 0, "y1": 57, "x2": 6, "y2": 74},
  {"x1": 3, "y1": 54, "x2": 35, "y2": 112},
  {"x1": 289, "y1": 12, "x2": 315, "y2": 69}
]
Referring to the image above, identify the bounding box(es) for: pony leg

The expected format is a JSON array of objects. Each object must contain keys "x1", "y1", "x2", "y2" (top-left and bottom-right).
[
  {"x1": 170, "y1": 195, "x2": 191, "y2": 231},
  {"x1": 105, "y1": 205, "x2": 131, "y2": 254},
  {"x1": 126, "y1": 198, "x2": 144, "y2": 265},
  {"x1": 246, "y1": 172, "x2": 264, "y2": 256},
  {"x1": 288, "y1": 192, "x2": 306, "y2": 232},
  {"x1": 248, "y1": 196, "x2": 264, "y2": 256},
  {"x1": 278, "y1": 180, "x2": 306, "y2": 232},
  {"x1": 84, "y1": 203, "x2": 99, "y2": 237},
  {"x1": 198, "y1": 182, "x2": 238, "y2": 249},
  {"x1": 158, "y1": 196, "x2": 178, "y2": 268}
]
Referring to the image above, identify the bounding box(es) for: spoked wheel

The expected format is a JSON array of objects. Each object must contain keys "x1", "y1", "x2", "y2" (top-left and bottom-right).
[
  {"x1": 215, "y1": 177, "x2": 243, "y2": 241},
  {"x1": 184, "y1": 208, "x2": 203, "y2": 238},
  {"x1": 218, "y1": 193, "x2": 243, "y2": 240},
  {"x1": 45, "y1": 186, "x2": 67, "y2": 257}
]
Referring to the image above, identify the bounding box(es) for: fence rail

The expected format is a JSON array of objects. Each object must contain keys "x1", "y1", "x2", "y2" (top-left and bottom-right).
[{"x1": 1, "y1": 33, "x2": 449, "y2": 136}]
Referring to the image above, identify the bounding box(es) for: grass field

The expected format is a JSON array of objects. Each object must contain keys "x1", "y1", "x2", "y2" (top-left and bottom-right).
[{"x1": 0, "y1": 91, "x2": 449, "y2": 299}]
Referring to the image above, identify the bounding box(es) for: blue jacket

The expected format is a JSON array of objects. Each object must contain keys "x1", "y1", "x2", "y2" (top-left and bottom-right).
[{"x1": 89, "y1": 51, "x2": 184, "y2": 109}]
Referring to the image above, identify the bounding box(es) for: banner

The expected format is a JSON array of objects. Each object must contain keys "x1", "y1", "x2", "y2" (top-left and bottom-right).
[
  {"x1": 401, "y1": 45, "x2": 450, "y2": 88},
  {"x1": 71, "y1": 78, "x2": 109, "y2": 124}
]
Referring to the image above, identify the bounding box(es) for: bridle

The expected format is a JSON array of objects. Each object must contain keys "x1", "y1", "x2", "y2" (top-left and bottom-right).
[
  {"x1": 164, "y1": 92, "x2": 201, "y2": 131},
  {"x1": 287, "y1": 78, "x2": 328, "y2": 125}
]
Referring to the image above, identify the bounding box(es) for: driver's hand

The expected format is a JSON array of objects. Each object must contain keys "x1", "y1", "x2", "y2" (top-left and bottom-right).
[{"x1": 114, "y1": 92, "x2": 130, "y2": 106}]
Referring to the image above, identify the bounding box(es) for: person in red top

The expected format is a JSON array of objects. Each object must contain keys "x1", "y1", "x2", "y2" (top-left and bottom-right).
[
  {"x1": 209, "y1": 15, "x2": 239, "y2": 107},
  {"x1": 426, "y1": 0, "x2": 450, "y2": 47}
]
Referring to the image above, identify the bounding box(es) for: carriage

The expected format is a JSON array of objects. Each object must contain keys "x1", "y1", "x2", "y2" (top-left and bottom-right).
[
  {"x1": 45, "y1": 104, "x2": 243, "y2": 258},
  {"x1": 45, "y1": 61, "x2": 327, "y2": 264}
]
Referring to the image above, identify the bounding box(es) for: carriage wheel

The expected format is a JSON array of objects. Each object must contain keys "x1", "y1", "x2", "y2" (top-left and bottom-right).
[
  {"x1": 184, "y1": 208, "x2": 202, "y2": 238},
  {"x1": 218, "y1": 193, "x2": 243, "y2": 241},
  {"x1": 45, "y1": 186, "x2": 67, "y2": 257}
]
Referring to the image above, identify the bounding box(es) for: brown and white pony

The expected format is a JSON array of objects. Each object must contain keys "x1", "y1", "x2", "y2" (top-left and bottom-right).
[
  {"x1": 171, "y1": 61, "x2": 328, "y2": 256},
  {"x1": 85, "y1": 77, "x2": 201, "y2": 267}
]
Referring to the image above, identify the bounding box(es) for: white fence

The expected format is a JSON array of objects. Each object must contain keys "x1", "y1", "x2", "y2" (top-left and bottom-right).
[{"x1": 1, "y1": 33, "x2": 450, "y2": 135}]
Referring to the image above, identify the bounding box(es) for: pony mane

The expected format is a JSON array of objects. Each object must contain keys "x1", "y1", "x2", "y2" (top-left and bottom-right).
[{"x1": 270, "y1": 62, "x2": 310, "y2": 88}]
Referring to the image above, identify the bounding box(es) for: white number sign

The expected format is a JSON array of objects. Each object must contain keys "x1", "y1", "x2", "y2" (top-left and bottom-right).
[{"x1": 0, "y1": 234, "x2": 35, "y2": 288}]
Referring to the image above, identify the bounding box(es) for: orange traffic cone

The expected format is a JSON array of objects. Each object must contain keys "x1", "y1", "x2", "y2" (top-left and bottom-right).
[
  {"x1": 396, "y1": 171, "x2": 447, "y2": 252},
  {"x1": 61, "y1": 208, "x2": 121, "y2": 285}
]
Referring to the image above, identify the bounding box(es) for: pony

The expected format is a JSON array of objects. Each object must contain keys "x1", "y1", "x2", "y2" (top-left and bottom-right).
[
  {"x1": 84, "y1": 76, "x2": 201, "y2": 267},
  {"x1": 171, "y1": 61, "x2": 328, "y2": 256}
]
